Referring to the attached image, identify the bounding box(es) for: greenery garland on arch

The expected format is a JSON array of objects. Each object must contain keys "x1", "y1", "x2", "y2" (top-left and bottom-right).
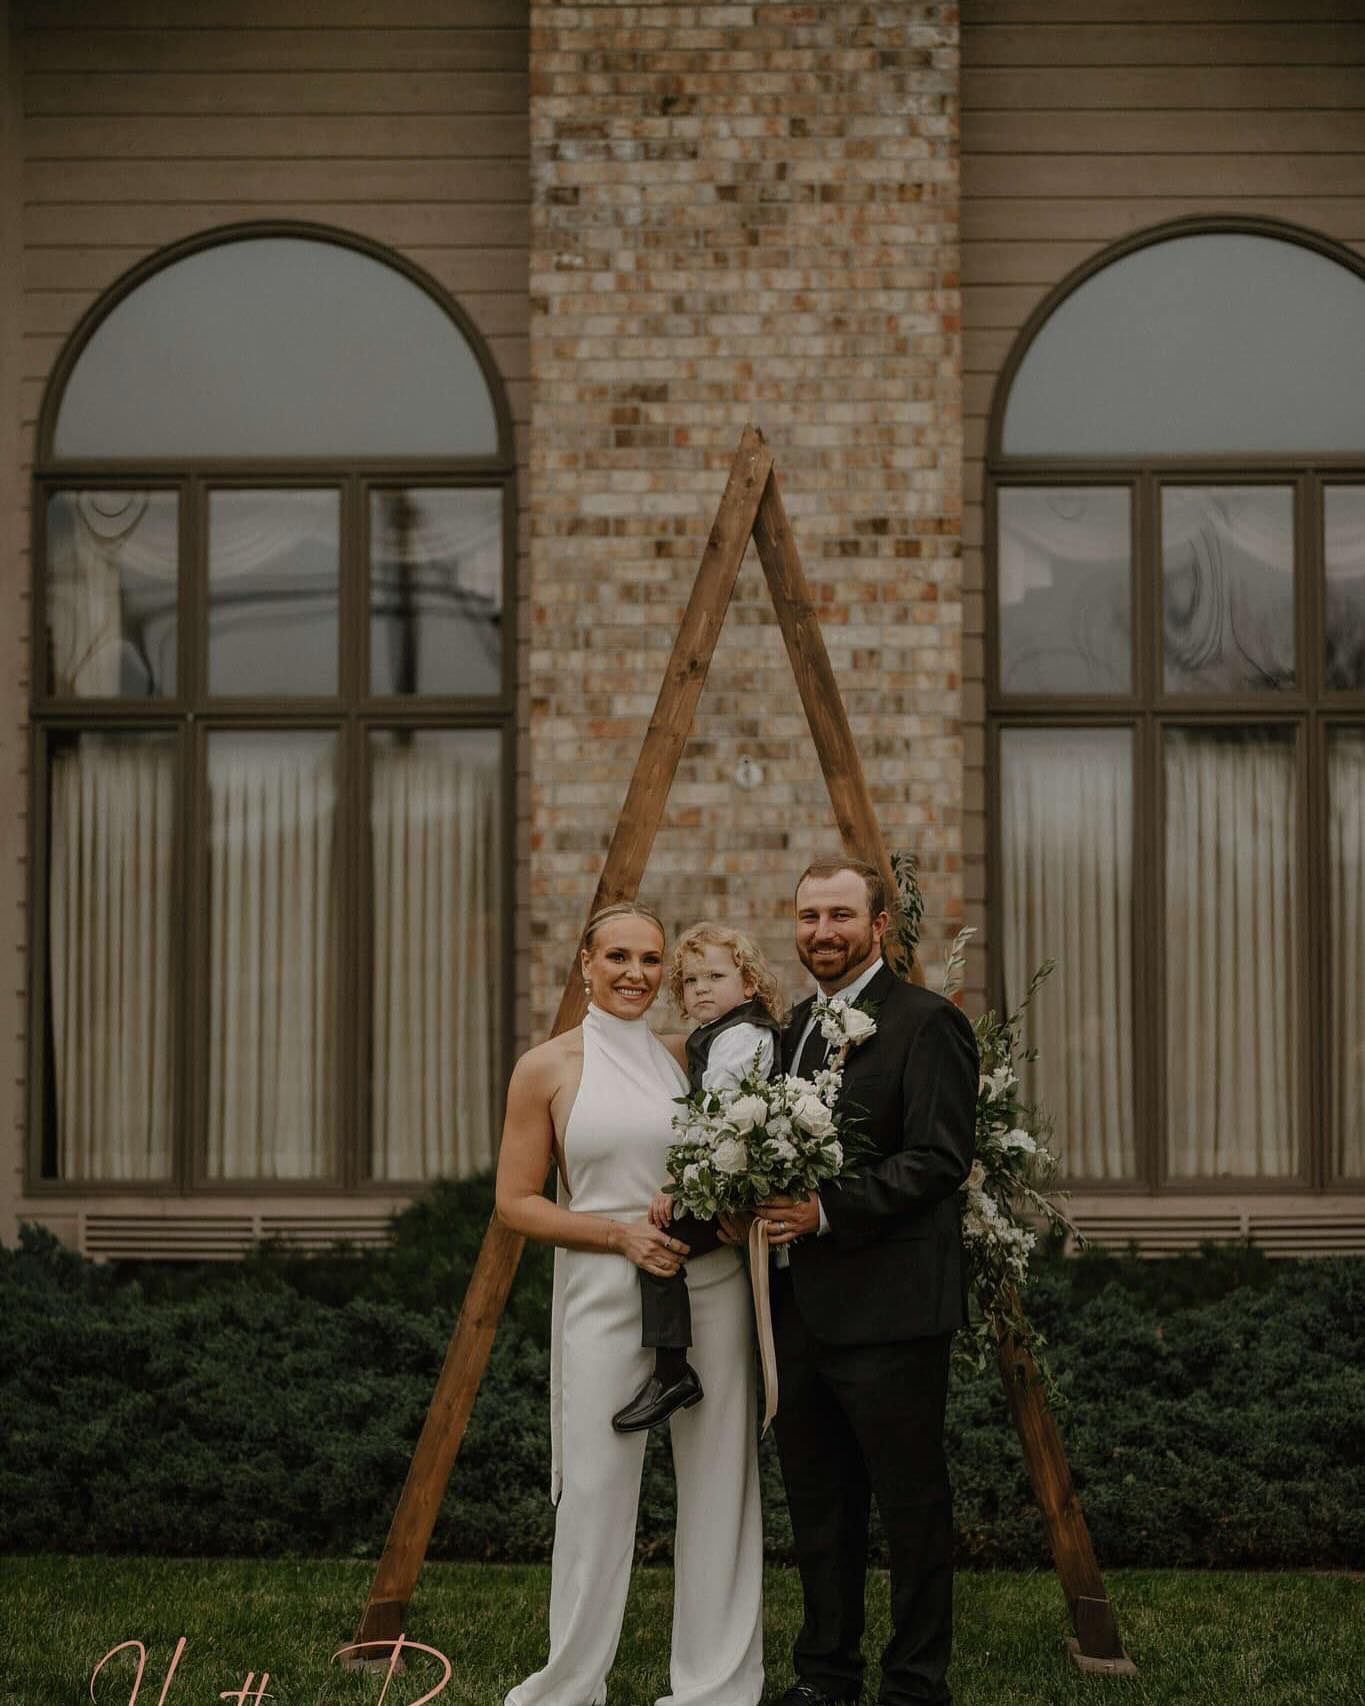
[{"x1": 890, "y1": 851, "x2": 1080, "y2": 1395}]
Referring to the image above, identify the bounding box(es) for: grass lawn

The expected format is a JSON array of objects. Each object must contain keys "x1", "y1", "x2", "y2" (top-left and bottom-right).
[{"x1": 5, "y1": 1558, "x2": 1362, "y2": 1706}]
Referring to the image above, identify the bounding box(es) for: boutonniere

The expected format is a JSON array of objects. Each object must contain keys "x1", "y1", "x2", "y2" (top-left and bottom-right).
[{"x1": 811, "y1": 992, "x2": 880, "y2": 1079}]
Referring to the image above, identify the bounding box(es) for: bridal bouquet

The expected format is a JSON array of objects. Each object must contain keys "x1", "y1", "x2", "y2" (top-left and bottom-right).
[{"x1": 664, "y1": 994, "x2": 876, "y2": 1219}]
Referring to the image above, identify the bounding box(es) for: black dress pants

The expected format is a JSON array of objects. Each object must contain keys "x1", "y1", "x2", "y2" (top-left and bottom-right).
[
  {"x1": 638, "y1": 1211, "x2": 725, "y2": 1348},
  {"x1": 770, "y1": 1267, "x2": 955, "y2": 1706}
]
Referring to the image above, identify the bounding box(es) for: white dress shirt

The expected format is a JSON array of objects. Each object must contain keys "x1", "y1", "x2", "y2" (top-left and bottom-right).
[
  {"x1": 701, "y1": 1022, "x2": 776, "y2": 1094},
  {"x1": 780, "y1": 955, "x2": 885, "y2": 1257}
]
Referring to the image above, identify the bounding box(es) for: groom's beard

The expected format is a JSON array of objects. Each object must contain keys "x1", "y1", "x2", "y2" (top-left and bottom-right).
[{"x1": 797, "y1": 923, "x2": 875, "y2": 989}]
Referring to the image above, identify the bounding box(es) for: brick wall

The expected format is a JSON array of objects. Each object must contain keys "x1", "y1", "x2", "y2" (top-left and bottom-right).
[{"x1": 527, "y1": 0, "x2": 964, "y2": 1036}]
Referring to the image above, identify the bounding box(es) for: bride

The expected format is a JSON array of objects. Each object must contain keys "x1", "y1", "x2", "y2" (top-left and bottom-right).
[{"x1": 496, "y1": 900, "x2": 764, "y2": 1706}]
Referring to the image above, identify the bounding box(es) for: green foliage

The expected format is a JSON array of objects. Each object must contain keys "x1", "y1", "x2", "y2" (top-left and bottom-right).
[
  {"x1": 3, "y1": 1203, "x2": 1362, "y2": 1569},
  {"x1": 889, "y1": 848, "x2": 924, "y2": 967}
]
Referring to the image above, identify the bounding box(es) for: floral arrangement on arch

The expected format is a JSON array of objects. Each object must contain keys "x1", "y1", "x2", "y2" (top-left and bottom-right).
[
  {"x1": 663, "y1": 993, "x2": 876, "y2": 1221},
  {"x1": 890, "y1": 849, "x2": 1079, "y2": 1386}
]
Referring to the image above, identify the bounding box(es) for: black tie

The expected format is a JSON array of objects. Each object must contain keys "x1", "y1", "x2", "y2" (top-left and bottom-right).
[{"x1": 796, "y1": 1021, "x2": 830, "y2": 1081}]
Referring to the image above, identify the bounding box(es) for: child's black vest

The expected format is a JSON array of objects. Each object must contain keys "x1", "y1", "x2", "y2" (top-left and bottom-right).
[{"x1": 684, "y1": 997, "x2": 782, "y2": 1093}]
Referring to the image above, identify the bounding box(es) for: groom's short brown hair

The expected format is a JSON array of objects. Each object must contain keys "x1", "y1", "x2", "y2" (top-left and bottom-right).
[{"x1": 795, "y1": 856, "x2": 886, "y2": 919}]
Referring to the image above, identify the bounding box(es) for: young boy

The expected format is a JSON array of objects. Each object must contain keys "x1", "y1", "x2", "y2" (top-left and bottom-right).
[{"x1": 610, "y1": 922, "x2": 784, "y2": 1433}]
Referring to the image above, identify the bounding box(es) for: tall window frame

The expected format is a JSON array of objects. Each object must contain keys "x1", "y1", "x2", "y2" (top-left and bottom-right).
[
  {"x1": 27, "y1": 221, "x2": 518, "y2": 1197},
  {"x1": 986, "y1": 216, "x2": 1365, "y2": 1196}
]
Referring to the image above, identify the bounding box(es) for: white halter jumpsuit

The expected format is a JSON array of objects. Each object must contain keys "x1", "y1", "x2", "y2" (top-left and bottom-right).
[{"x1": 504, "y1": 1002, "x2": 764, "y2": 1706}]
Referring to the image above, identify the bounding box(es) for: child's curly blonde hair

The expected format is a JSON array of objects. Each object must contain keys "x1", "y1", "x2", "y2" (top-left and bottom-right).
[{"x1": 668, "y1": 921, "x2": 786, "y2": 1025}]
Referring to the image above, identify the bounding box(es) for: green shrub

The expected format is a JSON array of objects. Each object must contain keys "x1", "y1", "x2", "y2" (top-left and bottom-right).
[{"x1": 2, "y1": 1193, "x2": 1362, "y2": 1569}]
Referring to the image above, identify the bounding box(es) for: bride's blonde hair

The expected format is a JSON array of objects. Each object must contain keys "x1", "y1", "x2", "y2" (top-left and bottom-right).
[
  {"x1": 668, "y1": 921, "x2": 785, "y2": 1024},
  {"x1": 579, "y1": 899, "x2": 666, "y2": 957}
]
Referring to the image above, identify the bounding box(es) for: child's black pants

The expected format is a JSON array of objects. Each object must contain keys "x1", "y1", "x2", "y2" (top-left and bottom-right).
[{"x1": 639, "y1": 1212, "x2": 726, "y2": 1348}]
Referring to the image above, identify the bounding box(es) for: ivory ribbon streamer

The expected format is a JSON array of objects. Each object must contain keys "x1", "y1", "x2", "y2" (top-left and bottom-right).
[{"x1": 748, "y1": 1218, "x2": 778, "y2": 1433}]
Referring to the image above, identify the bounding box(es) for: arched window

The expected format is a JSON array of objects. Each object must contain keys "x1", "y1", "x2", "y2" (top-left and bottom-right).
[
  {"x1": 32, "y1": 228, "x2": 514, "y2": 1191},
  {"x1": 988, "y1": 222, "x2": 1365, "y2": 1192}
]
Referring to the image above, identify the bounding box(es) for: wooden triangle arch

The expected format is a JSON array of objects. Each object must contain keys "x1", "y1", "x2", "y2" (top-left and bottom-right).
[{"x1": 349, "y1": 426, "x2": 1135, "y2": 1677}]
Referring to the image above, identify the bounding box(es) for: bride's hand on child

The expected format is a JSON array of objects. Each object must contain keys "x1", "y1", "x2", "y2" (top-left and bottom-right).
[
  {"x1": 649, "y1": 1190, "x2": 675, "y2": 1229},
  {"x1": 618, "y1": 1217, "x2": 690, "y2": 1277}
]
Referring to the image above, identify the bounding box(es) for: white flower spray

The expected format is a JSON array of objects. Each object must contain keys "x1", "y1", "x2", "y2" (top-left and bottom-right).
[{"x1": 894, "y1": 850, "x2": 1079, "y2": 1398}]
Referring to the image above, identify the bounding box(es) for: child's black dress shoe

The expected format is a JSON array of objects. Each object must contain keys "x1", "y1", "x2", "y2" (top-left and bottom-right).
[{"x1": 610, "y1": 1365, "x2": 703, "y2": 1432}]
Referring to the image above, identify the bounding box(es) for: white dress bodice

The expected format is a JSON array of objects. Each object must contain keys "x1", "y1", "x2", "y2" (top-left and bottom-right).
[{"x1": 560, "y1": 1002, "x2": 688, "y2": 1216}]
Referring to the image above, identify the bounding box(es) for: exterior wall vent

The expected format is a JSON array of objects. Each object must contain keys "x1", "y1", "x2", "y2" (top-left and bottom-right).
[
  {"x1": 257, "y1": 1215, "x2": 393, "y2": 1251},
  {"x1": 1070, "y1": 1214, "x2": 1243, "y2": 1254},
  {"x1": 79, "y1": 1213, "x2": 394, "y2": 1261},
  {"x1": 1071, "y1": 1209, "x2": 1365, "y2": 1257},
  {"x1": 83, "y1": 1215, "x2": 257, "y2": 1260},
  {"x1": 1243, "y1": 1214, "x2": 1365, "y2": 1255}
]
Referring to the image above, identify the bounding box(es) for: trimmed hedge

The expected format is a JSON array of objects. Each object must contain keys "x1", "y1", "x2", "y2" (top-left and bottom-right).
[{"x1": 3, "y1": 1178, "x2": 1362, "y2": 1567}]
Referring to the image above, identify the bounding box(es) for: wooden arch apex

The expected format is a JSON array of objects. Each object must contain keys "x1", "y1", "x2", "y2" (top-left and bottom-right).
[{"x1": 346, "y1": 426, "x2": 1133, "y2": 1679}]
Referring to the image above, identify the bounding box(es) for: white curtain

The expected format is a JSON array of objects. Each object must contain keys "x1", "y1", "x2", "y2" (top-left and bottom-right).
[
  {"x1": 370, "y1": 735, "x2": 501, "y2": 1181},
  {"x1": 1330, "y1": 732, "x2": 1365, "y2": 1176},
  {"x1": 205, "y1": 735, "x2": 337, "y2": 1179},
  {"x1": 48, "y1": 737, "x2": 176, "y2": 1179},
  {"x1": 1001, "y1": 728, "x2": 1135, "y2": 1178},
  {"x1": 1165, "y1": 730, "x2": 1298, "y2": 1178},
  {"x1": 47, "y1": 492, "x2": 178, "y2": 697}
]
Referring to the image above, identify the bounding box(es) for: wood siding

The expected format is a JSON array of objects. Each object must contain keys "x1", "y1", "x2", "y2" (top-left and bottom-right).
[
  {"x1": 2, "y1": 2, "x2": 530, "y2": 1239},
  {"x1": 959, "y1": 1, "x2": 1365, "y2": 1004}
]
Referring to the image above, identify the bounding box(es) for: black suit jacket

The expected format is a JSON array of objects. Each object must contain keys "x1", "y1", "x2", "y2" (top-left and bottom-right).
[{"x1": 781, "y1": 960, "x2": 979, "y2": 1344}]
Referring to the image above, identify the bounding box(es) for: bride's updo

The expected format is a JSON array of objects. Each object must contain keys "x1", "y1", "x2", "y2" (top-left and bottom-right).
[{"x1": 580, "y1": 899, "x2": 666, "y2": 957}]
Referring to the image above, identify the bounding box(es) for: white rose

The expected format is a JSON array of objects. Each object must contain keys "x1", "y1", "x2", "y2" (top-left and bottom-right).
[
  {"x1": 843, "y1": 1007, "x2": 876, "y2": 1043},
  {"x1": 726, "y1": 1094, "x2": 769, "y2": 1134},
  {"x1": 816, "y1": 998, "x2": 845, "y2": 1042},
  {"x1": 964, "y1": 1159, "x2": 986, "y2": 1192},
  {"x1": 769, "y1": 1135, "x2": 797, "y2": 1163},
  {"x1": 768, "y1": 1115, "x2": 793, "y2": 1139},
  {"x1": 712, "y1": 1136, "x2": 749, "y2": 1175},
  {"x1": 792, "y1": 1093, "x2": 836, "y2": 1139},
  {"x1": 973, "y1": 1189, "x2": 1003, "y2": 1226},
  {"x1": 1001, "y1": 1128, "x2": 1037, "y2": 1153},
  {"x1": 822, "y1": 1139, "x2": 844, "y2": 1169},
  {"x1": 682, "y1": 1162, "x2": 700, "y2": 1185}
]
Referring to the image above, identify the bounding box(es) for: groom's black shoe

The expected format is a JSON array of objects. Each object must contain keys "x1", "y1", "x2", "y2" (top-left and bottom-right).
[
  {"x1": 772, "y1": 1684, "x2": 858, "y2": 1706},
  {"x1": 610, "y1": 1365, "x2": 703, "y2": 1432}
]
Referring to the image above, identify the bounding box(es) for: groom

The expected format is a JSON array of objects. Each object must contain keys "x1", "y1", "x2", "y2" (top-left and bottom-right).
[{"x1": 755, "y1": 856, "x2": 978, "y2": 1706}]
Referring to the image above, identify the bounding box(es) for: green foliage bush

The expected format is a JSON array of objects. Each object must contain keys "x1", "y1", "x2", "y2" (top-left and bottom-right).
[{"x1": 3, "y1": 1179, "x2": 1361, "y2": 1568}]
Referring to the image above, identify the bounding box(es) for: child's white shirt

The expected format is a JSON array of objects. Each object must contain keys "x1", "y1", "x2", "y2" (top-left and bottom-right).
[{"x1": 700, "y1": 1022, "x2": 775, "y2": 1093}]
